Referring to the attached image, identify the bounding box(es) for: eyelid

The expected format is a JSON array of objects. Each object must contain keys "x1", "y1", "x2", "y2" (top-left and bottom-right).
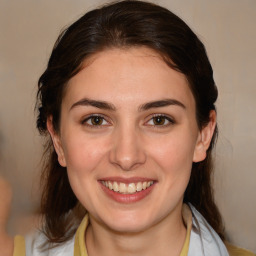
[
  {"x1": 81, "y1": 114, "x2": 111, "y2": 127},
  {"x1": 80, "y1": 113, "x2": 175, "y2": 128},
  {"x1": 144, "y1": 113, "x2": 175, "y2": 127}
]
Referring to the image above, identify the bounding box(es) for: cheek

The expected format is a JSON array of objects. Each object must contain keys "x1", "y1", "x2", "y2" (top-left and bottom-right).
[
  {"x1": 61, "y1": 134, "x2": 110, "y2": 175},
  {"x1": 61, "y1": 135, "x2": 111, "y2": 210},
  {"x1": 149, "y1": 131, "x2": 197, "y2": 174},
  {"x1": 147, "y1": 130, "x2": 196, "y2": 200}
]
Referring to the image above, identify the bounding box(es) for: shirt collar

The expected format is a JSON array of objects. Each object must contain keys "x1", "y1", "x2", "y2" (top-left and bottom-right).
[{"x1": 74, "y1": 204, "x2": 192, "y2": 256}]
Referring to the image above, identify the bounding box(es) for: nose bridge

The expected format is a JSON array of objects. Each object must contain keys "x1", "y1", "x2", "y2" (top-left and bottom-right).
[{"x1": 109, "y1": 121, "x2": 146, "y2": 171}]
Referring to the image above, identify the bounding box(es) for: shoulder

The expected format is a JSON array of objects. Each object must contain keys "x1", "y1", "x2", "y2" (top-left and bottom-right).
[
  {"x1": 188, "y1": 204, "x2": 255, "y2": 256},
  {"x1": 25, "y1": 230, "x2": 75, "y2": 256},
  {"x1": 0, "y1": 233, "x2": 13, "y2": 256},
  {"x1": 225, "y1": 243, "x2": 256, "y2": 256},
  {"x1": 188, "y1": 204, "x2": 229, "y2": 256}
]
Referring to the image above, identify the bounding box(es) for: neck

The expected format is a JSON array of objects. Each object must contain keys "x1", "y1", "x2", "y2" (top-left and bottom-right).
[{"x1": 85, "y1": 205, "x2": 186, "y2": 256}]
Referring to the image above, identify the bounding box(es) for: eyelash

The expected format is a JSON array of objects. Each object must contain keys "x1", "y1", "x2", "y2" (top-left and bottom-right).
[
  {"x1": 81, "y1": 114, "x2": 175, "y2": 128},
  {"x1": 145, "y1": 114, "x2": 175, "y2": 127},
  {"x1": 81, "y1": 114, "x2": 110, "y2": 128}
]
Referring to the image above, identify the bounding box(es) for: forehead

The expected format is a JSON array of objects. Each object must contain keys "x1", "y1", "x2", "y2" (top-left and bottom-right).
[{"x1": 63, "y1": 47, "x2": 195, "y2": 111}]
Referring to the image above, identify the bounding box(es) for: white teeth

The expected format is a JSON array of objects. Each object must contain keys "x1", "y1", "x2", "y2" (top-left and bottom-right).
[
  {"x1": 113, "y1": 182, "x2": 119, "y2": 192},
  {"x1": 127, "y1": 183, "x2": 136, "y2": 193},
  {"x1": 136, "y1": 182, "x2": 142, "y2": 192},
  {"x1": 101, "y1": 180, "x2": 154, "y2": 194},
  {"x1": 119, "y1": 183, "x2": 127, "y2": 193}
]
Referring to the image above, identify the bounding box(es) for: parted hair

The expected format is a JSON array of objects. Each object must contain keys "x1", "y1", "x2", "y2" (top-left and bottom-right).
[{"x1": 36, "y1": 0, "x2": 224, "y2": 245}]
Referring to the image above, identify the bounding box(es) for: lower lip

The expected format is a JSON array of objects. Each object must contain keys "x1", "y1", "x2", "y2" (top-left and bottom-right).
[{"x1": 99, "y1": 182, "x2": 156, "y2": 203}]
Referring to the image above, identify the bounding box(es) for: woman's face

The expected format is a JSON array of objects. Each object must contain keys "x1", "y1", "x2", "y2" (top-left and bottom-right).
[{"x1": 49, "y1": 47, "x2": 213, "y2": 233}]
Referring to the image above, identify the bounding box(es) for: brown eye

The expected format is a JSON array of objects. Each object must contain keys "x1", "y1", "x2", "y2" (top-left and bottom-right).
[
  {"x1": 146, "y1": 115, "x2": 174, "y2": 127},
  {"x1": 91, "y1": 116, "x2": 104, "y2": 125},
  {"x1": 82, "y1": 115, "x2": 108, "y2": 127},
  {"x1": 152, "y1": 116, "x2": 166, "y2": 125}
]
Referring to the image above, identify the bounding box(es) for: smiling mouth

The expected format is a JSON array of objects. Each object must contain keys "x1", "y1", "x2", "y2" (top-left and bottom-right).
[{"x1": 100, "y1": 181, "x2": 154, "y2": 194}]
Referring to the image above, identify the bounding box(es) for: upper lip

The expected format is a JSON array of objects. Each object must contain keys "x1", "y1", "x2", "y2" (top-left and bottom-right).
[{"x1": 99, "y1": 176, "x2": 156, "y2": 184}]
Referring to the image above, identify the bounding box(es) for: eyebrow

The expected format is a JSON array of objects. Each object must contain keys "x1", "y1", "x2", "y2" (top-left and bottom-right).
[
  {"x1": 138, "y1": 99, "x2": 186, "y2": 111},
  {"x1": 70, "y1": 98, "x2": 185, "y2": 111},
  {"x1": 70, "y1": 98, "x2": 116, "y2": 111}
]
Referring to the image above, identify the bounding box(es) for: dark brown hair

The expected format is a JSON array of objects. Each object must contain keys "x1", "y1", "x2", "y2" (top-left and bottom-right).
[{"x1": 36, "y1": 0, "x2": 224, "y2": 245}]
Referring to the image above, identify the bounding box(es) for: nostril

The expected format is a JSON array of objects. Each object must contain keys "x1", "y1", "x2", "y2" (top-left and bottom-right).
[
  {"x1": 109, "y1": 129, "x2": 146, "y2": 170},
  {"x1": 109, "y1": 147, "x2": 146, "y2": 171}
]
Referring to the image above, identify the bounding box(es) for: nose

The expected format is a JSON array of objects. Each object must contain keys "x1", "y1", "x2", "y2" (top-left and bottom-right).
[{"x1": 109, "y1": 125, "x2": 146, "y2": 171}]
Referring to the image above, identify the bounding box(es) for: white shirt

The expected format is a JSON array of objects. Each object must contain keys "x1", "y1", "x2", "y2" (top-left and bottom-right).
[{"x1": 25, "y1": 204, "x2": 229, "y2": 256}]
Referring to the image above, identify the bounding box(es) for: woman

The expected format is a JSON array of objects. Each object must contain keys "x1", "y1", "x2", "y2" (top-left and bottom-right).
[{"x1": 10, "y1": 0, "x2": 254, "y2": 255}]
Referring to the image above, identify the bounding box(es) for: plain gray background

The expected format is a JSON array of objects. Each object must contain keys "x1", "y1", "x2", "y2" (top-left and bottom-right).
[{"x1": 0, "y1": 0, "x2": 255, "y2": 252}]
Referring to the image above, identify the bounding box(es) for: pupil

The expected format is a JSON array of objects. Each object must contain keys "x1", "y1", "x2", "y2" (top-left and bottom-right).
[
  {"x1": 92, "y1": 116, "x2": 103, "y2": 125},
  {"x1": 154, "y1": 116, "x2": 164, "y2": 125}
]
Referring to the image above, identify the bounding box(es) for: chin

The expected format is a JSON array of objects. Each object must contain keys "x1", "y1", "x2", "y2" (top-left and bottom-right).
[
  {"x1": 98, "y1": 210, "x2": 157, "y2": 233},
  {"x1": 108, "y1": 220, "x2": 150, "y2": 233}
]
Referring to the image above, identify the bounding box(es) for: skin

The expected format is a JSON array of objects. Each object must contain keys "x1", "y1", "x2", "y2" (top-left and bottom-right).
[
  {"x1": 48, "y1": 47, "x2": 216, "y2": 256},
  {"x1": 0, "y1": 177, "x2": 13, "y2": 256}
]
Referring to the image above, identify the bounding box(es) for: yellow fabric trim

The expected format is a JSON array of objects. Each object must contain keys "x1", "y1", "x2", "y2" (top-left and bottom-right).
[
  {"x1": 179, "y1": 204, "x2": 192, "y2": 256},
  {"x1": 74, "y1": 204, "x2": 192, "y2": 256},
  {"x1": 74, "y1": 214, "x2": 89, "y2": 256},
  {"x1": 13, "y1": 235, "x2": 26, "y2": 256},
  {"x1": 225, "y1": 243, "x2": 256, "y2": 256}
]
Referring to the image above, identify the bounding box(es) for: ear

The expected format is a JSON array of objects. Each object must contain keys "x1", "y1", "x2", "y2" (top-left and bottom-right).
[
  {"x1": 47, "y1": 117, "x2": 67, "y2": 167},
  {"x1": 193, "y1": 110, "x2": 216, "y2": 163}
]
